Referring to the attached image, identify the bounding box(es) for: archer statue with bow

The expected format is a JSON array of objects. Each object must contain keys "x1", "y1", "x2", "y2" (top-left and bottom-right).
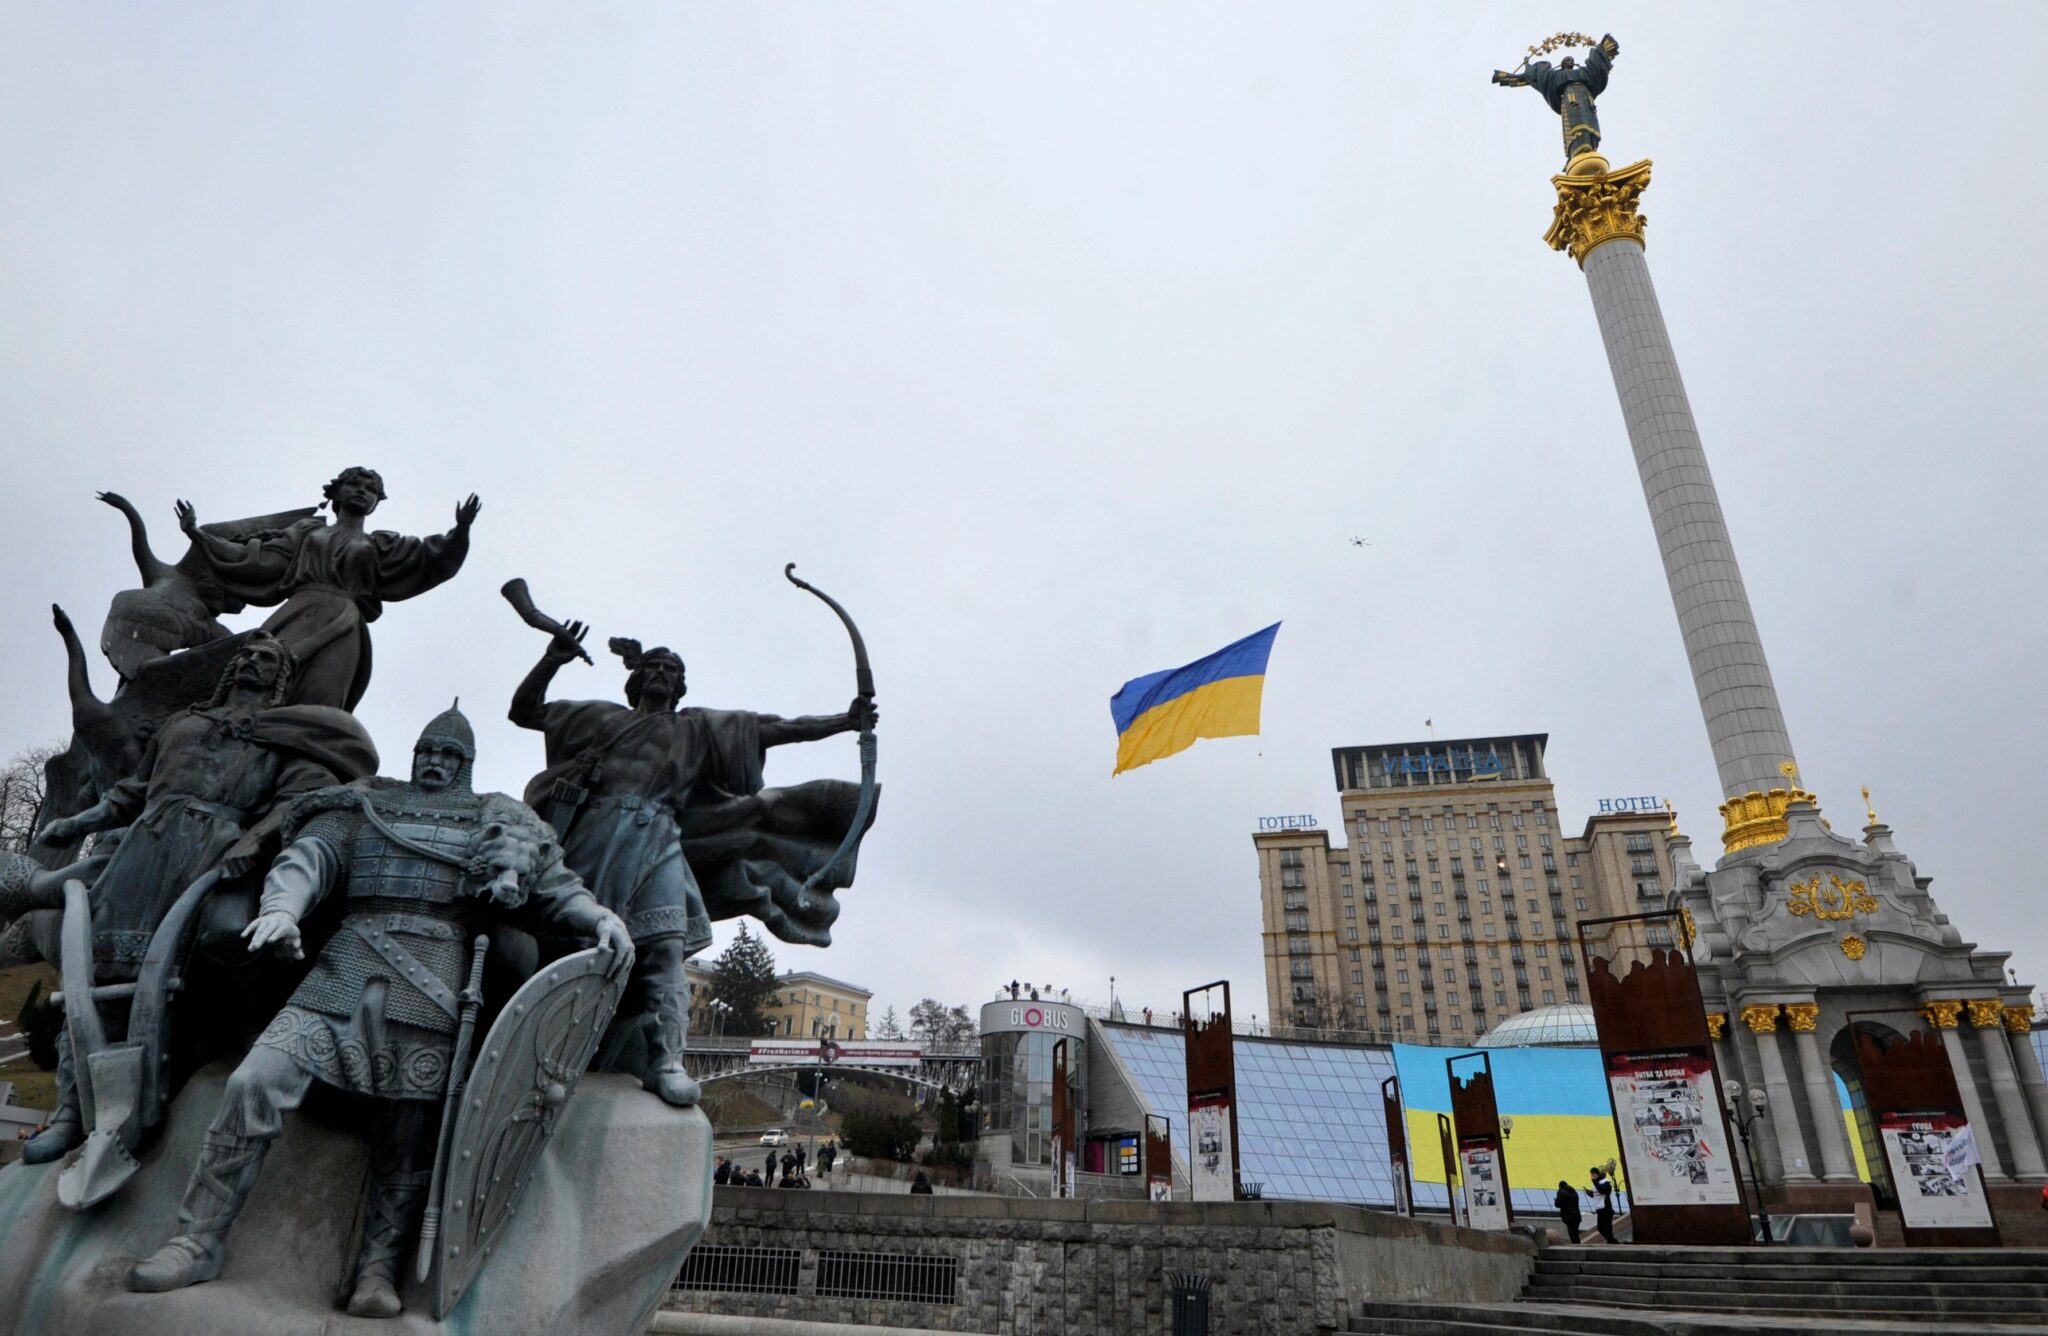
[{"x1": 504, "y1": 569, "x2": 878, "y2": 1107}]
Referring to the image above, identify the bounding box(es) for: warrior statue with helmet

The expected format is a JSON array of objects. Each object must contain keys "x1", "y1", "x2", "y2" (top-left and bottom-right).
[{"x1": 126, "y1": 702, "x2": 634, "y2": 1319}]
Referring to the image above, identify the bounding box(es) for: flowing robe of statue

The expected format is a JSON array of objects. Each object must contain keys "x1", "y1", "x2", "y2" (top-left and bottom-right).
[
  {"x1": 182, "y1": 519, "x2": 469, "y2": 709},
  {"x1": 76, "y1": 705, "x2": 376, "y2": 973},
  {"x1": 524, "y1": 701, "x2": 873, "y2": 950},
  {"x1": 1497, "y1": 40, "x2": 1616, "y2": 162}
]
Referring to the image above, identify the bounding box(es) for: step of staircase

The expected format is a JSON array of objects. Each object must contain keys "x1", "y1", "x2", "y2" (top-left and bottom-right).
[
  {"x1": 1351, "y1": 1299, "x2": 2048, "y2": 1336},
  {"x1": 1500, "y1": 1244, "x2": 2048, "y2": 1329}
]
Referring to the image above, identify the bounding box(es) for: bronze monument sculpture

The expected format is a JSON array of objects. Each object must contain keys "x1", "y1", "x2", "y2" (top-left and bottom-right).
[
  {"x1": 126, "y1": 703, "x2": 632, "y2": 1317},
  {"x1": 1493, "y1": 32, "x2": 1619, "y2": 164},
  {"x1": 507, "y1": 570, "x2": 878, "y2": 1108},
  {"x1": 173, "y1": 468, "x2": 479, "y2": 709},
  {"x1": 0, "y1": 472, "x2": 878, "y2": 1332}
]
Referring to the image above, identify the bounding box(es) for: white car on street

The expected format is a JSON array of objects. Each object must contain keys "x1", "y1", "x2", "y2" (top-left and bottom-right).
[{"x1": 759, "y1": 1129, "x2": 788, "y2": 1147}]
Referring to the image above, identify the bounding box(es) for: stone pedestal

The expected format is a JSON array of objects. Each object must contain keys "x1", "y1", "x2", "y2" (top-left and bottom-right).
[{"x1": 0, "y1": 1062, "x2": 711, "y2": 1336}]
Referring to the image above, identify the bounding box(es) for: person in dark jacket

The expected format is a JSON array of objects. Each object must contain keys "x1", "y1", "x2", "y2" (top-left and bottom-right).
[
  {"x1": 781, "y1": 1149, "x2": 798, "y2": 1179},
  {"x1": 742, "y1": 1170, "x2": 763, "y2": 1186},
  {"x1": 819, "y1": 1143, "x2": 837, "y2": 1176},
  {"x1": 765, "y1": 1149, "x2": 778, "y2": 1181},
  {"x1": 1590, "y1": 1166, "x2": 1618, "y2": 1243},
  {"x1": 909, "y1": 1171, "x2": 933, "y2": 1195},
  {"x1": 713, "y1": 1157, "x2": 731, "y2": 1186},
  {"x1": 1553, "y1": 1181, "x2": 1582, "y2": 1243}
]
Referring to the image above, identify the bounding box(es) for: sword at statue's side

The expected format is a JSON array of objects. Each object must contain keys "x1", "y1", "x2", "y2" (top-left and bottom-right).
[
  {"x1": 416, "y1": 935, "x2": 491, "y2": 1282},
  {"x1": 784, "y1": 563, "x2": 876, "y2": 893}
]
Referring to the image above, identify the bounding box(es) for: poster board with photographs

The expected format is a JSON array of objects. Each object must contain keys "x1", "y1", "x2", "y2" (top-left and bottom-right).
[
  {"x1": 1580, "y1": 917, "x2": 1753, "y2": 1245},
  {"x1": 1459, "y1": 1142, "x2": 1510, "y2": 1230},
  {"x1": 1879, "y1": 1112, "x2": 1992, "y2": 1230},
  {"x1": 1189, "y1": 1092, "x2": 1235, "y2": 1202},
  {"x1": 1605, "y1": 1048, "x2": 1741, "y2": 1207},
  {"x1": 1851, "y1": 1025, "x2": 2001, "y2": 1247}
]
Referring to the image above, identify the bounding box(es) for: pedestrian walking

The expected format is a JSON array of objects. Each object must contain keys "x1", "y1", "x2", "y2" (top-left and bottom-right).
[
  {"x1": 910, "y1": 1171, "x2": 933, "y2": 1195},
  {"x1": 819, "y1": 1143, "x2": 837, "y2": 1176},
  {"x1": 1590, "y1": 1166, "x2": 1617, "y2": 1244},
  {"x1": 1553, "y1": 1181, "x2": 1582, "y2": 1243}
]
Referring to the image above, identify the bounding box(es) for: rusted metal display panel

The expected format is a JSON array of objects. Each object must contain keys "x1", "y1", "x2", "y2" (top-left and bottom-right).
[
  {"x1": 1182, "y1": 981, "x2": 1241, "y2": 1201},
  {"x1": 1447, "y1": 1054, "x2": 1511, "y2": 1229},
  {"x1": 1580, "y1": 913, "x2": 1751, "y2": 1245},
  {"x1": 1852, "y1": 1024, "x2": 1999, "y2": 1247}
]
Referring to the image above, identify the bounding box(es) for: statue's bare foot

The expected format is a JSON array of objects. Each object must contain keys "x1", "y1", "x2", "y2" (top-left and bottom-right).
[{"x1": 127, "y1": 1235, "x2": 224, "y2": 1292}]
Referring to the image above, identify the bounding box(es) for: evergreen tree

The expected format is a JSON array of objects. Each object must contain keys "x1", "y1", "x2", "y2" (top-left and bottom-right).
[
  {"x1": 705, "y1": 923, "x2": 778, "y2": 1037},
  {"x1": 875, "y1": 1005, "x2": 905, "y2": 1040}
]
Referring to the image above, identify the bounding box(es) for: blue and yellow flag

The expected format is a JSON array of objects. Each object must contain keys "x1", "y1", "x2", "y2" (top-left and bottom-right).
[{"x1": 1110, "y1": 623, "x2": 1280, "y2": 775}]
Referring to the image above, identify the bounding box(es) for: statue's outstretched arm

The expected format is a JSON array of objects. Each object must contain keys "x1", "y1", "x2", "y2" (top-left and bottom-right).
[{"x1": 508, "y1": 652, "x2": 566, "y2": 730}]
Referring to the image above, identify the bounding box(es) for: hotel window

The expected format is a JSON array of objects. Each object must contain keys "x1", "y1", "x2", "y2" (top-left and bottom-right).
[
  {"x1": 1466, "y1": 815, "x2": 1479, "y2": 830},
  {"x1": 1536, "y1": 810, "x2": 1549, "y2": 828},
  {"x1": 1484, "y1": 924, "x2": 1496, "y2": 937},
  {"x1": 1397, "y1": 970, "x2": 1409, "y2": 984},
  {"x1": 1346, "y1": 927, "x2": 1359, "y2": 941},
  {"x1": 1512, "y1": 812, "x2": 1524, "y2": 828},
  {"x1": 1575, "y1": 897, "x2": 1588, "y2": 911},
  {"x1": 1567, "y1": 853, "x2": 1579, "y2": 867},
  {"x1": 1423, "y1": 817, "x2": 1436, "y2": 833},
  {"x1": 1349, "y1": 947, "x2": 1362, "y2": 961},
  {"x1": 1437, "y1": 925, "x2": 1449, "y2": 940},
  {"x1": 1344, "y1": 906, "x2": 1356, "y2": 919},
  {"x1": 1494, "y1": 990, "x2": 1507, "y2": 1006}
]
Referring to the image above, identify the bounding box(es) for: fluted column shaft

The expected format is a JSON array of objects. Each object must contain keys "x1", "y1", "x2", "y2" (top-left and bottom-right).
[
  {"x1": 1581, "y1": 236, "x2": 1797, "y2": 800},
  {"x1": 2006, "y1": 1015, "x2": 2048, "y2": 1160},
  {"x1": 1786, "y1": 1009, "x2": 1858, "y2": 1183},
  {"x1": 1971, "y1": 1009, "x2": 2047, "y2": 1180},
  {"x1": 1936, "y1": 1022, "x2": 2007, "y2": 1181},
  {"x1": 1743, "y1": 1008, "x2": 1813, "y2": 1183}
]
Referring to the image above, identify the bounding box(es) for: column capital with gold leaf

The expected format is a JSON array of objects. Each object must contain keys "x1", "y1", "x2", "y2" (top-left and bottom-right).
[
  {"x1": 1740, "y1": 1004, "x2": 1781, "y2": 1034},
  {"x1": 1919, "y1": 999, "x2": 1964, "y2": 1029},
  {"x1": 1783, "y1": 1003, "x2": 1821, "y2": 1033}
]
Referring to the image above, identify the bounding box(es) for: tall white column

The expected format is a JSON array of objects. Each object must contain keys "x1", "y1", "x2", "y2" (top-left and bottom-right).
[
  {"x1": 1931, "y1": 1009, "x2": 2007, "y2": 1181},
  {"x1": 1580, "y1": 230, "x2": 1797, "y2": 802},
  {"x1": 1970, "y1": 1003, "x2": 2047, "y2": 1181},
  {"x1": 1785, "y1": 1005, "x2": 1858, "y2": 1183},
  {"x1": 1742, "y1": 1006, "x2": 1813, "y2": 1183},
  {"x1": 2005, "y1": 1007, "x2": 2048, "y2": 1157}
]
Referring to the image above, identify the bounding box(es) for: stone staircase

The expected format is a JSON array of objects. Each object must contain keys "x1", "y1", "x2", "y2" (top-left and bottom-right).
[{"x1": 1349, "y1": 1244, "x2": 2048, "y2": 1335}]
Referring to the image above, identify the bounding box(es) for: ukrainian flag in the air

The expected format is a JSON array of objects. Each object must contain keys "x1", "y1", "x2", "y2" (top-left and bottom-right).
[{"x1": 1110, "y1": 623, "x2": 1280, "y2": 775}]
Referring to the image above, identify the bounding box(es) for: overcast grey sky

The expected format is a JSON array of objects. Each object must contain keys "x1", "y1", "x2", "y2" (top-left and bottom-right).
[{"x1": 4, "y1": 5, "x2": 2045, "y2": 1026}]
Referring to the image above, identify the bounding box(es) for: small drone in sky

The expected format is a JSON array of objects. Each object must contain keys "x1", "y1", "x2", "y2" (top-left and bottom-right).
[{"x1": 1349, "y1": 535, "x2": 1371, "y2": 548}]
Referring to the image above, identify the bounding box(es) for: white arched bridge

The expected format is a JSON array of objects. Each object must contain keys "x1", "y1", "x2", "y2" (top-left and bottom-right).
[{"x1": 682, "y1": 1035, "x2": 981, "y2": 1095}]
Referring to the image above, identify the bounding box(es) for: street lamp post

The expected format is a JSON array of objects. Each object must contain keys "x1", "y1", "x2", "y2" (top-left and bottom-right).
[{"x1": 1723, "y1": 1079, "x2": 1774, "y2": 1244}]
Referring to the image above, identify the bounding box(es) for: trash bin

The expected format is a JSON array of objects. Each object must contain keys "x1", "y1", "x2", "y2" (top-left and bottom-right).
[{"x1": 1167, "y1": 1272, "x2": 1212, "y2": 1336}]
